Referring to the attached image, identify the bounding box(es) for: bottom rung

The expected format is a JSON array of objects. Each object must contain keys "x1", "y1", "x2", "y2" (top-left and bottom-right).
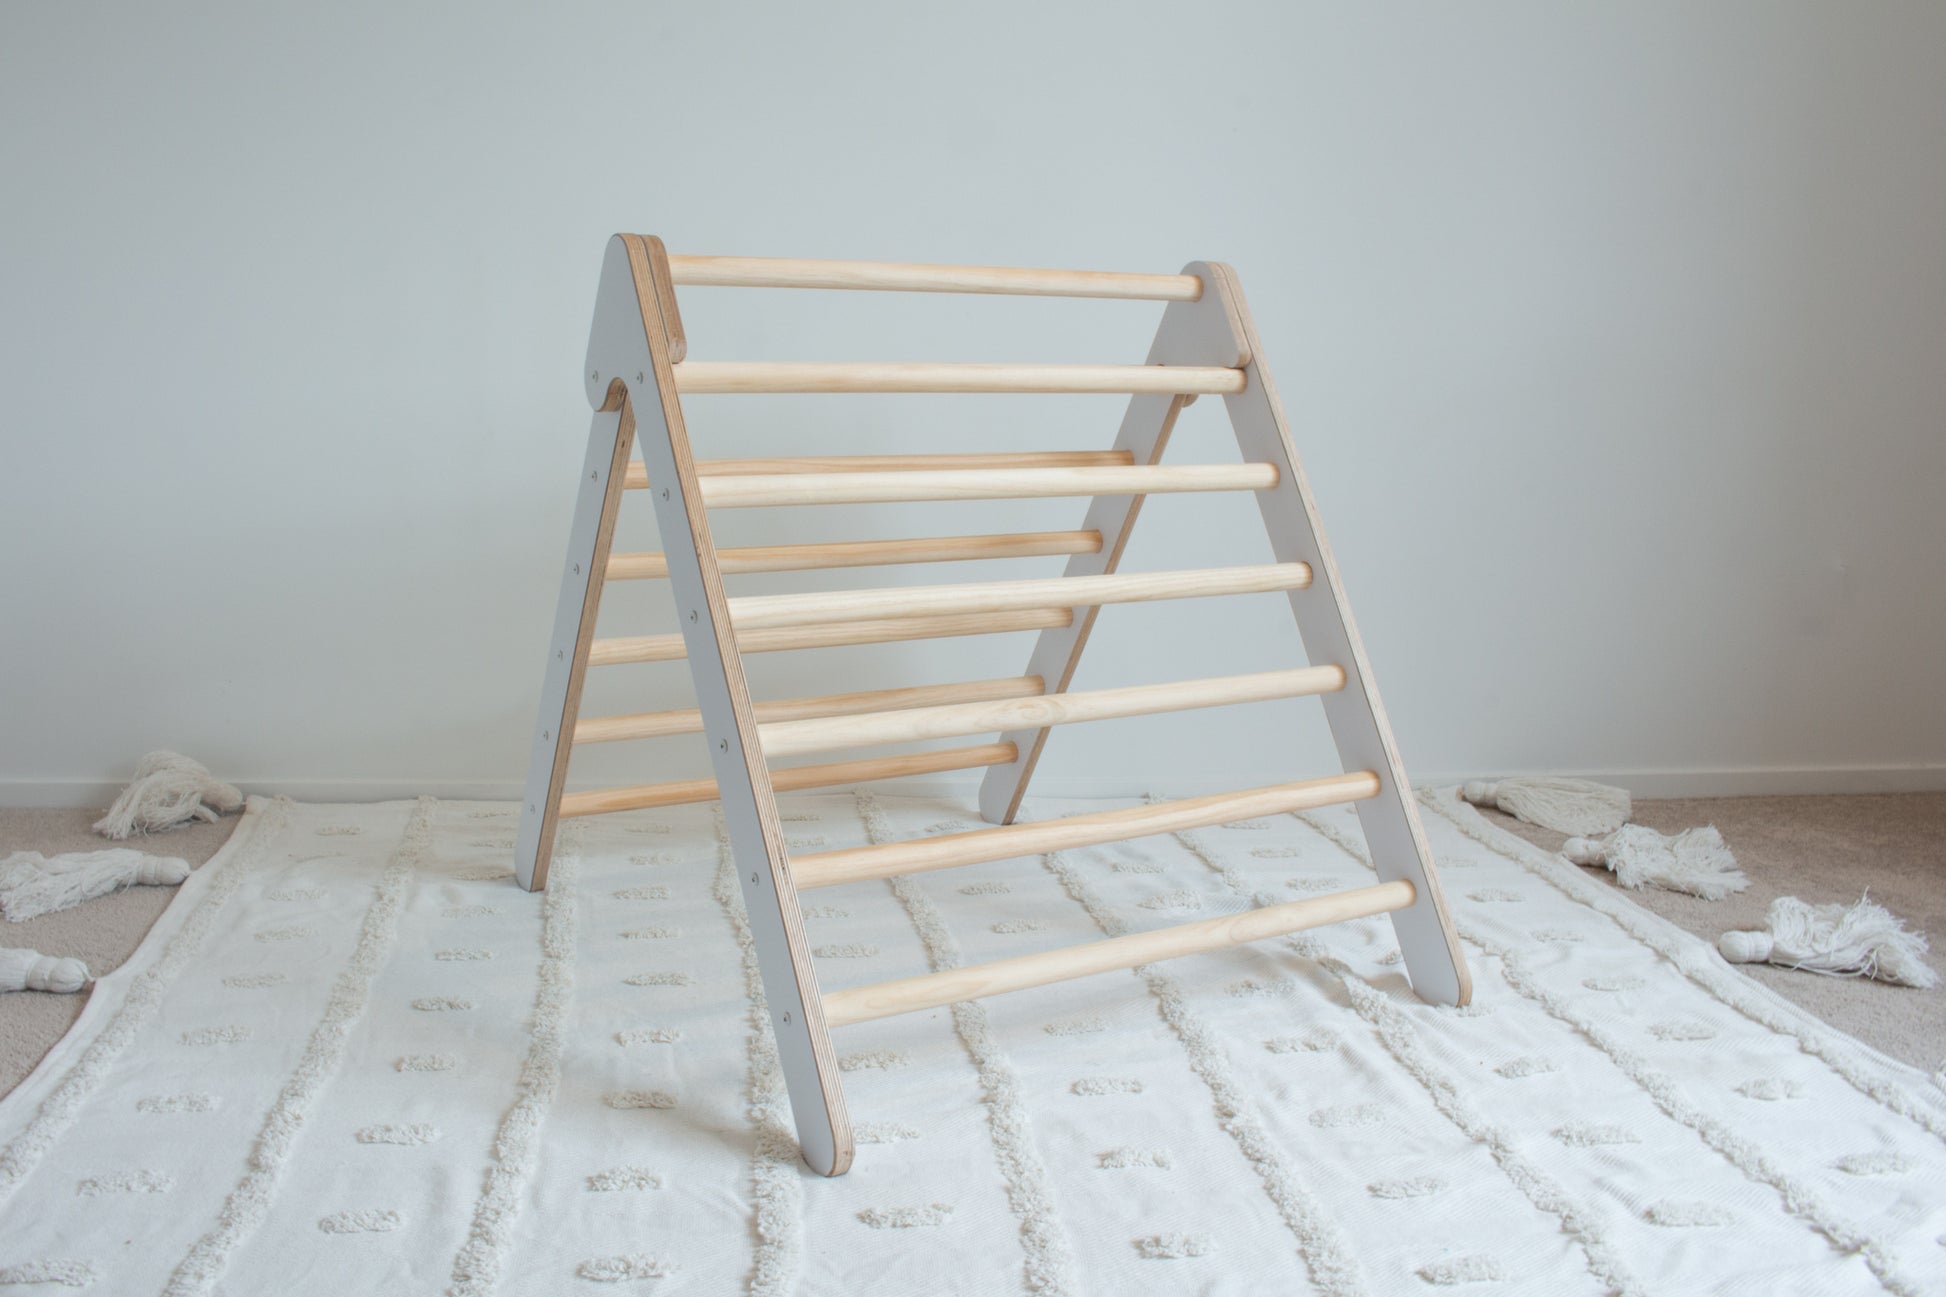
[
  {"x1": 556, "y1": 743, "x2": 1015, "y2": 818},
  {"x1": 822, "y1": 878, "x2": 1415, "y2": 1028}
]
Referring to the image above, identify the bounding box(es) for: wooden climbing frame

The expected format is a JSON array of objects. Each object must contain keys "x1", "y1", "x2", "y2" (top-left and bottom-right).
[{"x1": 516, "y1": 237, "x2": 1470, "y2": 1175}]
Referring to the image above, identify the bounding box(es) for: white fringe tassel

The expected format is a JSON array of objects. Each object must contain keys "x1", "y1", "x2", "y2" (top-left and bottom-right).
[
  {"x1": 0, "y1": 946, "x2": 89, "y2": 994},
  {"x1": 92, "y1": 751, "x2": 243, "y2": 840},
  {"x1": 1459, "y1": 777, "x2": 1631, "y2": 837},
  {"x1": 1720, "y1": 894, "x2": 1939, "y2": 989},
  {"x1": 0, "y1": 850, "x2": 193, "y2": 923},
  {"x1": 1562, "y1": 825, "x2": 1750, "y2": 901}
]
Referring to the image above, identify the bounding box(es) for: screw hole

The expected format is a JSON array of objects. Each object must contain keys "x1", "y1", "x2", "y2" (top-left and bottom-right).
[
  {"x1": 782, "y1": 1012, "x2": 791, "y2": 1024},
  {"x1": 689, "y1": 610, "x2": 699, "y2": 622}
]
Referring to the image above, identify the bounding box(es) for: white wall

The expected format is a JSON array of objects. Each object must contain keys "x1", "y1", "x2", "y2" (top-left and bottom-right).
[{"x1": 4, "y1": 2, "x2": 1944, "y2": 805}]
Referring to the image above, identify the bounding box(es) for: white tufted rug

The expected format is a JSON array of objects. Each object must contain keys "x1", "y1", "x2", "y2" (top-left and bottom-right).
[{"x1": 0, "y1": 789, "x2": 1942, "y2": 1296}]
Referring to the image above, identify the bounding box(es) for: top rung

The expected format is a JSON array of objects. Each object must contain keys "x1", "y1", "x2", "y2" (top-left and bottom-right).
[{"x1": 666, "y1": 255, "x2": 1203, "y2": 302}]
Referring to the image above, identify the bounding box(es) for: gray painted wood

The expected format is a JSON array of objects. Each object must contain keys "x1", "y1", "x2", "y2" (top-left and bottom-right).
[
  {"x1": 1199, "y1": 260, "x2": 1468, "y2": 1006},
  {"x1": 976, "y1": 278, "x2": 1246, "y2": 825},
  {"x1": 980, "y1": 261, "x2": 1467, "y2": 1006},
  {"x1": 570, "y1": 237, "x2": 850, "y2": 1173},
  {"x1": 513, "y1": 407, "x2": 625, "y2": 892}
]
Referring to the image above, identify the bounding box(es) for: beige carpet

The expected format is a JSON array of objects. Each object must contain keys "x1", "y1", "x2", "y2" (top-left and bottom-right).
[
  {"x1": 1, "y1": 790, "x2": 1941, "y2": 1097},
  {"x1": 1, "y1": 810, "x2": 238, "y2": 1095},
  {"x1": 1483, "y1": 792, "x2": 1946, "y2": 1074}
]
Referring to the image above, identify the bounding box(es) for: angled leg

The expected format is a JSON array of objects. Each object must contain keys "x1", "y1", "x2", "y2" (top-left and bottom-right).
[
  {"x1": 514, "y1": 404, "x2": 635, "y2": 892},
  {"x1": 976, "y1": 278, "x2": 1248, "y2": 824},
  {"x1": 587, "y1": 234, "x2": 854, "y2": 1175},
  {"x1": 1196, "y1": 261, "x2": 1470, "y2": 1007}
]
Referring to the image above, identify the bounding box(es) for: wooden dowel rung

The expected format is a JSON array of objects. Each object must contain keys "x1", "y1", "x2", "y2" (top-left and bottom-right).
[
  {"x1": 607, "y1": 530, "x2": 1103, "y2": 581},
  {"x1": 792, "y1": 771, "x2": 1381, "y2": 890},
  {"x1": 671, "y1": 362, "x2": 1247, "y2": 396},
  {"x1": 624, "y1": 450, "x2": 1136, "y2": 489},
  {"x1": 605, "y1": 552, "x2": 673, "y2": 582},
  {"x1": 822, "y1": 879, "x2": 1415, "y2": 1028},
  {"x1": 575, "y1": 674, "x2": 1045, "y2": 745},
  {"x1": 698, "y1": 464, "x2": 1278, "y2": 510},
  {"x1": 727, "y1": 562, "x2": 1310, "y2": 632},
  {"x1": 587, "y1": 607, "x2": 1073, "y2": 666},
  {"x1": 666, "y1": 255, "x2": 1204, "y2": 302},
  {"x1": 759, "y1": 666, "x2": 1346, "y2": 758},
  {"x1": 556, "y1": 743, "x2": 1018, "y2": 818}
]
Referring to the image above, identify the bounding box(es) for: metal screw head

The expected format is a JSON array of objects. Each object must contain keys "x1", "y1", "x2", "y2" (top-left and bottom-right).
[
  {"x1": 572, "y1": 563, "x2": 581, "y2": 575},
  {"x1": 636, "y1": 371, "x2": 644, "y2": 383},
  {"x1": 661, "y1": 488, "x2": 670, "y2": 501},
  {"x1": 590, "y1": 370, "x2": 599, "y2": 382},
  {"x1": 719, "y1": 739, "x2": 728, "y2": 752},
  {"x1": 689, "y1": 610, "x2": 698, "y2": 622},
  {"x1": 782, "y1": 1012, "x2": 791, "y2": 1024},
  {"x1": 541, "y1": 729, "x2": 550, "y2": 740}
]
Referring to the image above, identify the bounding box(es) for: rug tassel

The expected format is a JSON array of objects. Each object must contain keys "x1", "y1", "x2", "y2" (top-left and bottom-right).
[
  {"x1": 0, "y1": 945, "x2": 89, "y2": 994},
  {"x1": 0, "y1": 849, "x2": 192, "y2": 922},
  {"x1": 1720, "y1": 894, "x2": 1939, "y2": 989},
  {"x1": 1459, "y1": 777, "x2": 1631, "y2": 837},
  {"x1": 1562, "y1": 825, "x2": 1749, "y2": 901},
  {"x1": 92, "y1": 751, "x2": 243, "y2": 839}
]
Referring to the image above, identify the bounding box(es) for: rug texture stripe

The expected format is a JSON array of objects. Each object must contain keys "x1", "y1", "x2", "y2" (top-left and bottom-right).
[
  {"x1": 855, "y1": 791, "x2": 1081, "y2": 1296},
  {"x1": 1035, "y1": 839, "x2": 1369, "y2": 1293},
  {"x1": 0, "y1": 791, "x2": 1942, "y2": 1295},
  {"x1": 167, "y1": 797, "x2": 434, "y2": 1297},
  {"x1": 709, "y1": 808, "x2": 805, "y2": 1297},
  {"x1": 1289, "y1": 810, "x2": 1642, "y2": 1293}
]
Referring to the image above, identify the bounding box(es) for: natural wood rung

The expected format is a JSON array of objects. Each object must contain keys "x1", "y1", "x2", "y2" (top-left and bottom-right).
[
  {"x1": 672, "y1": 362, "x2": 1246, "y2": 396},
  {"x1": 822, "y1": 879, "x2": 1415, "y2": 1028},
  {"x1": 557, "y1": 743, "x2": 1016, "y2": 818},
  {"x1": 758, "y1": 666, "x2": 1345, "y2": 758},
  {"x1": 607, "y1": 530, "x2": 1101, "y2": 581},
  {"x1": 575, "y1": 675, "x2": 1044, "y2": 745},
  {"x1": 666, "y1": 255, "x2": 1203, "y2": 301},
  {"x1": 588, "y1": 607, "x2": 1072, "y2": 666},
  {"x1": 728, "y1": 563, "x2": 1310, "y2": 631},
  {"x1": 792, "y1": 771, "x2": 1382, "y2": 889},
  {"x1": 623, "y1": 450, "x2": 1135, "y2": 490},
  {"x1": 698, "y1": 463, "x2": 1277, "y2": 509}
]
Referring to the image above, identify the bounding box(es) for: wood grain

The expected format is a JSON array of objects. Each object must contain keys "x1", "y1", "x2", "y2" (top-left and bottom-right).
[
  {"x1": 726, "y1": 563, "x2": 1311, "y2": 631},
  {"x1": 606, "y1": 530, "x2": 1101, "y2": 580},
  {"x1": 758, "y1": 666, "x2": 1344, "y2": 758},
  {"x1": 697, "y1": 463, "x2": 1276, "y2": 509},
  {"x1": 575, "y1": 675, "x2": 1043, "y2": 744},
  {"x1": 556, "y1": 742, "x2": 1017, "y2": 816},
  {"x1": 793, "y1": 771, "x2": 1381, "y2": 889},
  {"x1": 667, "y1": 254, "x2": 1202, "y2": 301},
  {"x1": 672, "y1": 362, "x2": 1247, "y2": 395},
  {"x1": 625, "y1": 450, "x2": 1136, "y2": 488},
  {"x1": 824, "y1": 880, "x2": 1414, "y2": 1027},
  {"x1": 587, "y1": 607, "x2": 1072, "y2": 666}
]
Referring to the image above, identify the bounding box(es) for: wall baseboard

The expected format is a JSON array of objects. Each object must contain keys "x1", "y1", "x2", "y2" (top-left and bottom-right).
[{"x1": 5, "y1": 764, "x2": 1944, "y2": 809}]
